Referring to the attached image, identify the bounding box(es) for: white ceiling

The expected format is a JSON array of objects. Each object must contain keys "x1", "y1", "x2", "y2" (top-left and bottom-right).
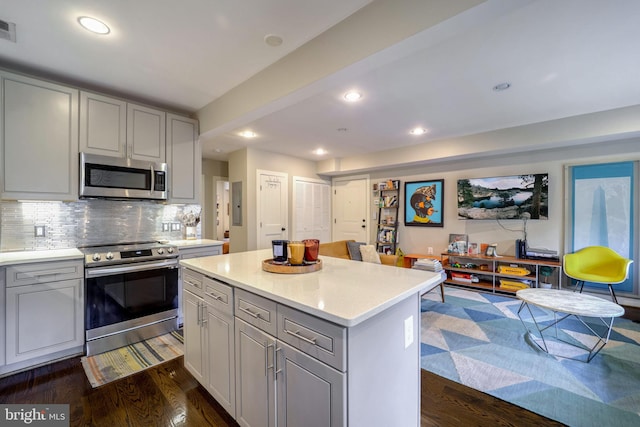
[{"x1": 2, "y1": 0, "x2": 640, "y2": 165}]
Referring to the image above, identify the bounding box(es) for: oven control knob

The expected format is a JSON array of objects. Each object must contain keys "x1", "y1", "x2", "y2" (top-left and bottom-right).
[
  {"x1": 157, "y1": 248, "x2": 165, "y2": 255},
  {"x1": 106, "y1": 252, "x2": 114, "y2": 260},
  {"x1": 167, "y1": 247, "x2": 174, "y2": 254},
  {"x1": 92, "y1": 253, "x2": 101, "y2": 262}
]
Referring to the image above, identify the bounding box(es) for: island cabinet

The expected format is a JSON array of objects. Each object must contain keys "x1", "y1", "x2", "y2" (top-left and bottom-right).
[
  {"x1": 1, "y1": 71, "x2": 79, "y2": 201},
  {"x1": 79, "y1": 91, "x2": 166, "y2": 162},
  {"x1": 2, "y1": 260, "x2": 84, "y2": 373},
  {"x1": 178, "y1": 242, "x2": 223, "y2": 325},
  {"x1": 183, "y1": 269, "x2": 236, "y2": 417},
  {"x1": 181, "y1": 249, "x2": 435, "y2": 427},
  {"x1": 234, "y1": 289, "x2": 346, "y2": 427}
]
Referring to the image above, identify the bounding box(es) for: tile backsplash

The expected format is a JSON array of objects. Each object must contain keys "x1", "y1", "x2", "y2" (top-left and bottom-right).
[{"x1": 0, "y1": 200, "x2": 201, "y2": 251}]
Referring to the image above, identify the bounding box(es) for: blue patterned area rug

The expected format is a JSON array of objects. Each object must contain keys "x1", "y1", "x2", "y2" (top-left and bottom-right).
[{"x1": 421, "y1": 287, "x2": 640, "y2": 427}]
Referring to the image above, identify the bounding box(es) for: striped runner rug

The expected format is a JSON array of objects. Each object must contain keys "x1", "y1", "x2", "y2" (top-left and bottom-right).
[{"x1": 81, "y1": 329, "x2": 184, "y2": 388}]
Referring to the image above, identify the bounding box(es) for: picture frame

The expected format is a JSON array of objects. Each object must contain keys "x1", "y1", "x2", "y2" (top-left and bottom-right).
[
  {"x1": 468, "y1": 242, "x2": 478, "y2": 255},
  {"x1": 485, "y1": 244, "x2": 497, "y2": 257},
  {"x1": 404, "y1": 179, "x2": 444, "y2": 227},
  {"x1": 448, "y1": 234, "x2": 468, "y2": 254}
]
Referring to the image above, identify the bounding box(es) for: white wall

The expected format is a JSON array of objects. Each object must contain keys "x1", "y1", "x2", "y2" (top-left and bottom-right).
[
  {"x1": 229, "y1": 148, "x2": 321, "y2": 252},
  {"x1": 363, "y1": 137, "x2": 640, "y2": 257}
]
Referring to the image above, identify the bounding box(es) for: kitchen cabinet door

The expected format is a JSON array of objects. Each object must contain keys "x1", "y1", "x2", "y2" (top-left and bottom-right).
[
  {"x1": 167, "y1": 113, "x2": 200, "y2": 204},
  {"x1": 183, "y1": 289, "x2": 205, "y2": 384},
  {"x1": 0, "y1": 267, "x2": 5, "y2": 367},
  {"x1": 1, "y1": 71, "x2": 78, "y2": 200},
  {"x1": 79, "y1": 91, "x2": 127, "y2": 157},
  {"x1": 235, "y1": 318, "x2": 276, "y2": 427},
  {"x1": 204, "y1": 300, "x2": 236, "y2": 417},
  {"x1": 127, "y1": 103, "x2": 166, "y2": 162},
  {"x1": 276, "y1": 341, "x2": 346, "y2": 427},
  {"x1": 5, "y1": 278, "x2": 84, "y2": 364}
]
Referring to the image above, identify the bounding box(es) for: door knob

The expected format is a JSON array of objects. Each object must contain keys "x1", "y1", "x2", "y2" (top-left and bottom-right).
[
  {"x1": 361, "y1": 225, "x2": 366, "y2": 228},
  {"x1": 281, "y1": 227, "x2": 286, "y2": 231}
]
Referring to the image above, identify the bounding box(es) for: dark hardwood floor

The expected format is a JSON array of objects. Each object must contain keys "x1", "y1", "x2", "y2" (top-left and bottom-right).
[{"x1": 0, "y1": 356, "x2": 564, "y2": 427}]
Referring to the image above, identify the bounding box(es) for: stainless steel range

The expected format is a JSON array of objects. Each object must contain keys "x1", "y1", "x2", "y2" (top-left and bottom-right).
[{"x1": 81, "y1": 241, "x2": 180, "y2": 355}]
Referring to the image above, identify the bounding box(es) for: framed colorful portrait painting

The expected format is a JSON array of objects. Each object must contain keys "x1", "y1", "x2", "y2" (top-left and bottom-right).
[{"x1": 404, "y1": 179, "x2": 444, "y2": 227}]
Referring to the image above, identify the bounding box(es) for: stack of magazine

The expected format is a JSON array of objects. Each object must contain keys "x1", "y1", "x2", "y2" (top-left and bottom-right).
[{"x1": 412, "y1": 258, "x2": 443, "y2": 272}]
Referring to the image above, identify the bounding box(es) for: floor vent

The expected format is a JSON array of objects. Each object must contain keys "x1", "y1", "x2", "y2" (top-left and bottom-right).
[{"x1": 0, "y1": 19, "x2": 16, "y2": 42}]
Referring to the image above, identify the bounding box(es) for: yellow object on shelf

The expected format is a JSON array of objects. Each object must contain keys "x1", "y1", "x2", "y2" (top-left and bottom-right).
[
  {"x1": 499, "y1": 279, "x2": 530, "y2": 290},
  {"x1": 497, "y1": 266, "x2": 531, "y2": 276}
]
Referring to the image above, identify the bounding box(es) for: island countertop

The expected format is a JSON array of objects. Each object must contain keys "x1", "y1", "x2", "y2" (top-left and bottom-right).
[{"x1": 180, "y1": 249, "x2": 443, "y2": 327}]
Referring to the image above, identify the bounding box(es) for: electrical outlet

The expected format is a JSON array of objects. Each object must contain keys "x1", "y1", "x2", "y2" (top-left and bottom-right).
[
  {"x1": 162, "y1": 222, "x2": 170, "y2": 232},
  {"x1": 171, "y1": 222, "x2": 181, "y2": 231},
  {"x1": 404, "y1": 316, "x2": 414, "y2": 349},
  {"x1": 34, "y1": 225, "x2": 45, "y2": 237}
]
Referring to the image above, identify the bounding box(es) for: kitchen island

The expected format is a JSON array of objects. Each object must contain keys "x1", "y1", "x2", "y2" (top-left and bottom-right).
[{"x1": 181, "y1": 249, "x2": 443, "y2": 427}]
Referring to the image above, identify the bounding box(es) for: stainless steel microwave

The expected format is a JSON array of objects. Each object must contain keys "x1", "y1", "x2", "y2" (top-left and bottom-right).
[{"x1": 80, "y1": 153, "x2": 168, "y2": 200}]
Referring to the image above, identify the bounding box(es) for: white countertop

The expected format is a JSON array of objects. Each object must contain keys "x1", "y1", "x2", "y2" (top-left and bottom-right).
[
  {"x1": 0, "y1": 248, "x2": 84, "y2": 266},
  {"x1": 180, "y1": 249, "x2": 443, "y2": 327},
  {"x1": 168, "y1": 239, "x2": 225, "y2": 248}
]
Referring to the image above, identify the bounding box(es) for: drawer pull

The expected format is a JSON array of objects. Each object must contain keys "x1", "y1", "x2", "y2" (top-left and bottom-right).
[
  {"x1": 239, "y1": 306, "x2": 261, "y2": 319},
  {"x1": 285, "y1": 329, "x2": 317, "y2": 345},
  {"x1": 184, "y1": 280, "x2": 201, "y2": 289},
  {"x1": 205, "y1": 291, "x2": 223, "y2": 300}
]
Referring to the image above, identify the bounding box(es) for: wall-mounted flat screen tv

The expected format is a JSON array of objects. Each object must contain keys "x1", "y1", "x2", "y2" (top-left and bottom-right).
[{"x1": 457, "y1": 174, "x2": 548, "y2": 220}]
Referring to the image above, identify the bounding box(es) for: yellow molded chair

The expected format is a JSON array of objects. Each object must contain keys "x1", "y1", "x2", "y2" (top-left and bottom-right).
[{"x1": 563, "y1": 246, "x2": 633, "y2": 304}]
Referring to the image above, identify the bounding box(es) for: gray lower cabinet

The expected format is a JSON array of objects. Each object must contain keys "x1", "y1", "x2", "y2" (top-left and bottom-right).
[
  {"x1": 235, "y1": 318, "x2": 276, "y2": 427},
  {"x1": 183, "y1": 267, "x2": 419, "y2": 426},
  {"x1": 179, "y1": 245, "x2": 223, "y2": 325},
  {"x1": 234, "y1": 289, "x2": 346, "y2": 427},
  {"x1": 0, "y1": 267, "x2": 5, "y2": 368},
  {"x1": 3, "y1": 260, "x2": 84, "y2": 369},
  {"x1": 183, "y1": 272, "x2": 236, "y2": 417},
  {"x1": 276, "y1": 341, "x2": 345, "y2": 427}
]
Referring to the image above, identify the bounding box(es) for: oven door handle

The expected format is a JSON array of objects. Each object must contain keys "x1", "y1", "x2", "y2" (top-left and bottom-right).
[{"x1": 85, "y1": 259, "x2": 179, "y2": 277}]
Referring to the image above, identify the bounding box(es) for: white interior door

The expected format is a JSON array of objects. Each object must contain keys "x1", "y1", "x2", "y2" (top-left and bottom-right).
[
  {"x1": 257, "y1": 170, "x2": 288, "y2": 250},
  {"x1": 292, "y1": 176, "x2": 331, "y2": 242},
  {"x1": 332, "y1": 176, "x2": 369, "y2": 243}
]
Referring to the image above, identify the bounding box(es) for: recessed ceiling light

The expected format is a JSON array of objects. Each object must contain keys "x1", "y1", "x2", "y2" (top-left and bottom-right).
[
  {"x1": 264, "y1": 34, "x2": 283, "y2": 47},
  {"x1": 493, "y1": 82, "x2": 511, "y2": 91},
  {"x1": 78, "y1": 16, "x2": 110, "y2": 35},
  {"x1": 239, "y1": 130, "x2": 257, "y2": 138},
  {"x1": 409, "y1": 127, "x2": 428, "y2": 136},
  {"x1": 313, "y1": 148, "x2": 328, "y2": 156},
  {"x1": 343, "y1": 91, "x2": 362, "y2": 102}
]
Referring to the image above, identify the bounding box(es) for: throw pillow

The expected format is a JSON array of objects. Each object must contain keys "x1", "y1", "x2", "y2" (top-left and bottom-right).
[
  {"x1": 359, "y1": 245, "x2": 381, "y2": 264},
  {"x1": 347, "y1": 241, "x2": 365, "y2": 261}
]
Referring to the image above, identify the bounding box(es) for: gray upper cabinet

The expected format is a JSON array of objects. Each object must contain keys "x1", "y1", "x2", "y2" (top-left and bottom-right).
[
  {"x1": 167, "y1": 113, "x2": 200, "y2": 204},
  {"x1": 127, "y1": 103, "x2": 166, "y2": 162},
  {"x1": 80, "y1": 91, "x2": 166, "y2": 163},
  {"x1": 79, "y1": 91, "x2": 127, "y2": 157},
  {"x1": 1, "y1": 71, "x2": 79, "y2": 201}
]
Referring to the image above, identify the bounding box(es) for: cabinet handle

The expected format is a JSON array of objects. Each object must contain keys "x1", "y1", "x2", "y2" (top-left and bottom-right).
[
  {"x1": 201, "y1": 305, "x2": 208, "y2": 324},
  {"x1": 196, "y1": 301, "x2": 201, "y2": 326},
  {"x1": 265, "y1": 343, "x2": 275, "y2": 376},
  {"x1": 285, "y1": 329, "x2": 317, "y2": 345},
  {"x1": 205, "y1": 291, "x2": 222, "y2": 301},
  {"x1": 275, "y1": 347, "x2": 283, "y2": 376},
  {"x1": 185, "y1": 279, "x2": 201, "y2": 289},
  {"x1": 239, "y1": 306, "x2": 261, "y2": 319}
]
